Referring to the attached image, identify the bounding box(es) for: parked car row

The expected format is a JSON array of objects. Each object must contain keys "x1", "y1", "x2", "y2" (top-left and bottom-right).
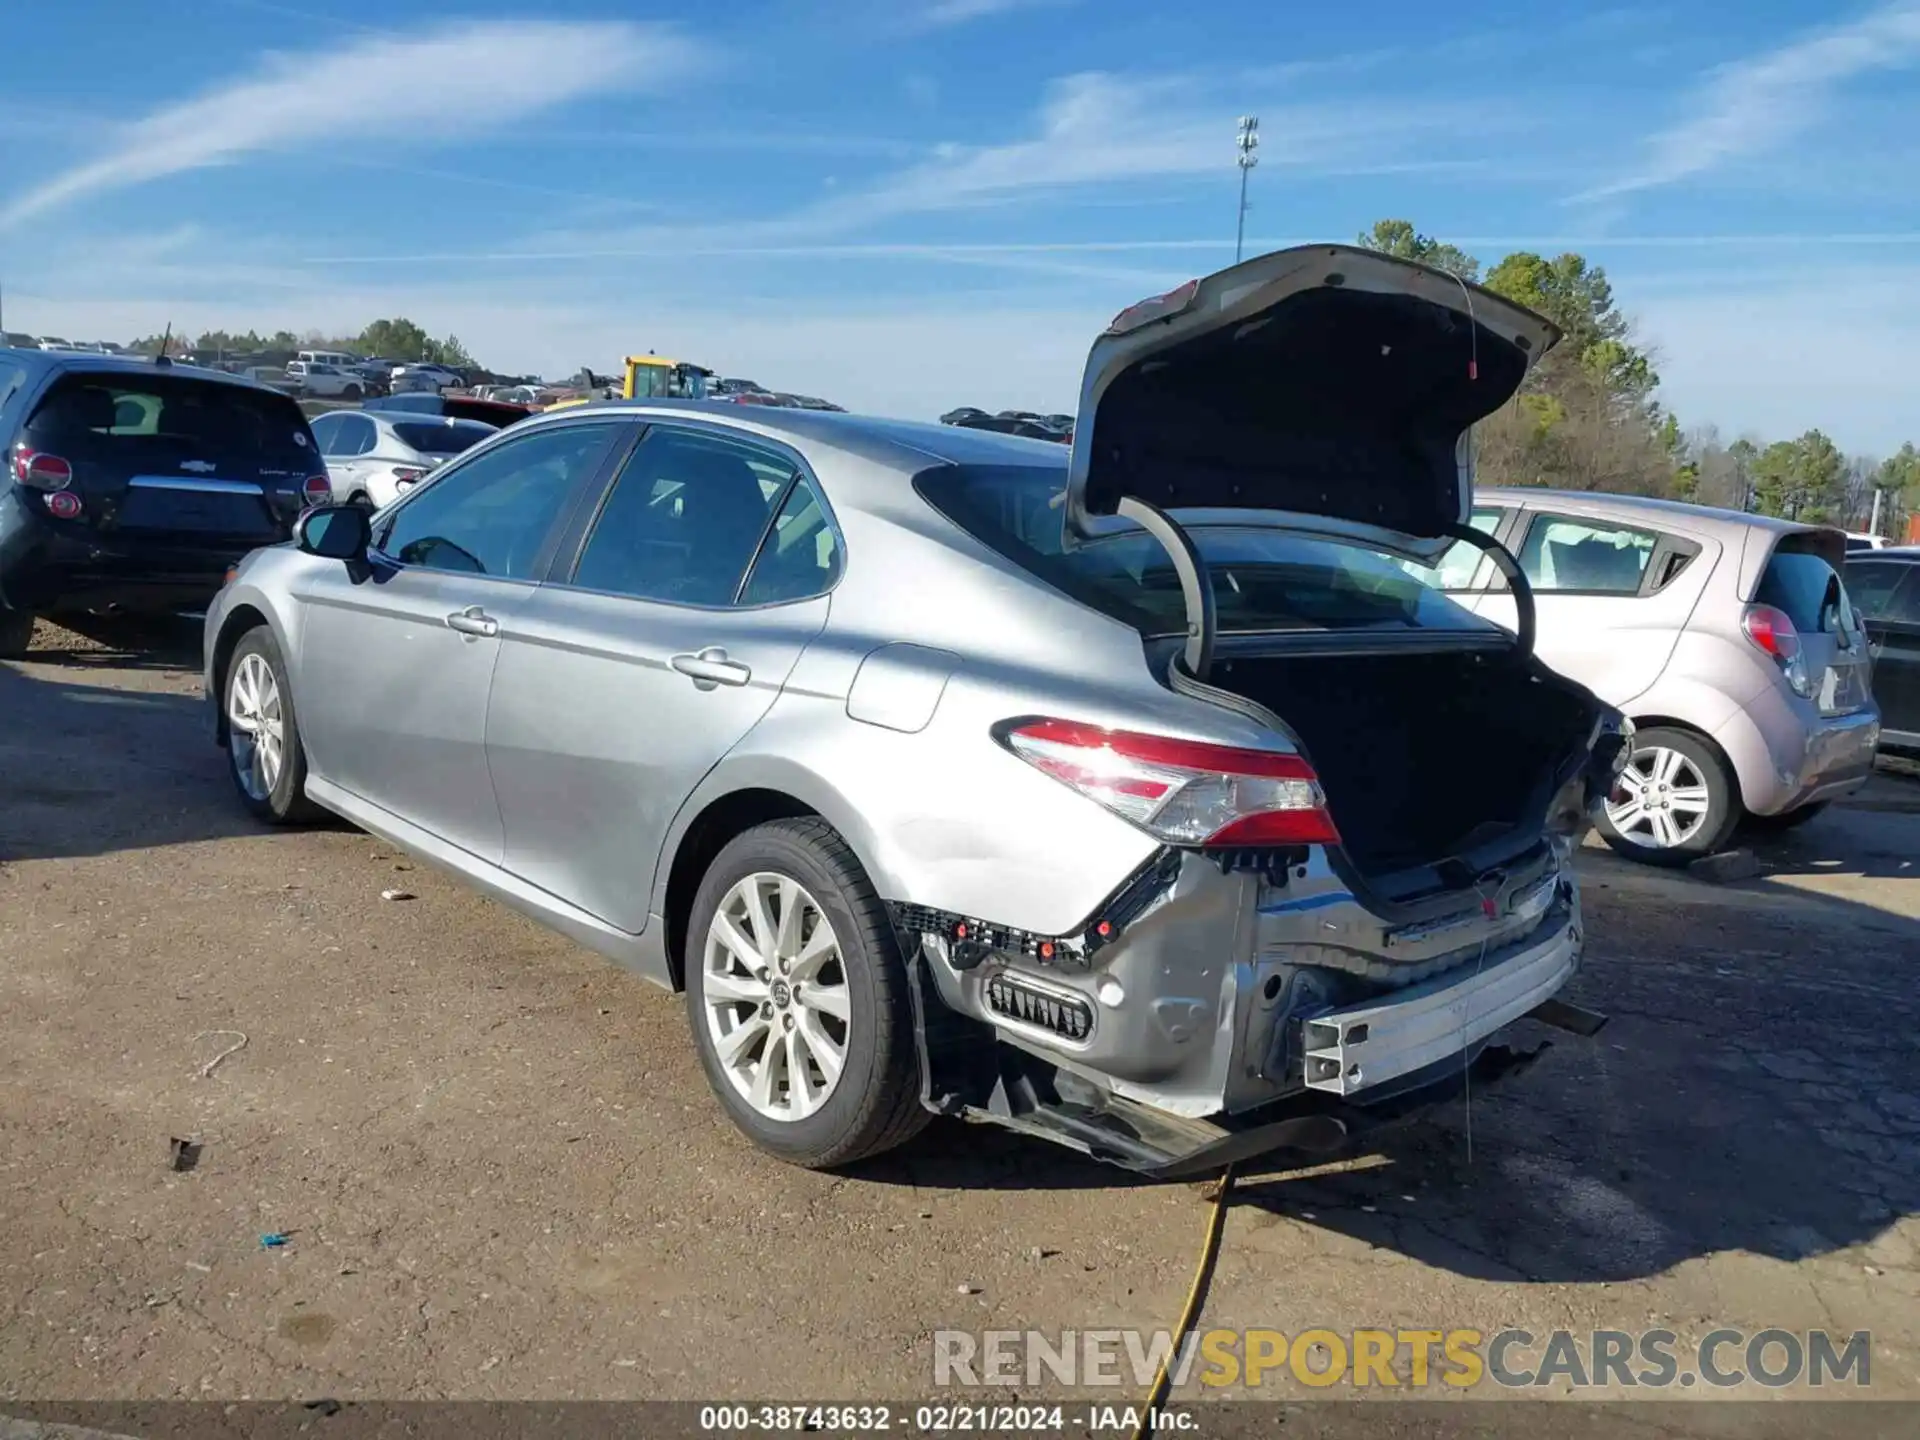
[{"x1": 940, "y1": 407, "x2": 1073, "y2": 442}]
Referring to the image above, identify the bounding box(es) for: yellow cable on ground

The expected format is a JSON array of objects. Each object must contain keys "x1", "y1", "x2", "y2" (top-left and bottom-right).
[{"x1": 1131, "y1": 1162, "x2": 1238, "y2": 1440}]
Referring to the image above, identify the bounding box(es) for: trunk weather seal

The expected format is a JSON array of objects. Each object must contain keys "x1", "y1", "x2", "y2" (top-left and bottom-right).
[
  {"x1": 1446, "y1": 522, "x2": 1535, "y2": 659},
  {"x1": 1114, "y1": 494, "x2": 1216, "y2": 680}
]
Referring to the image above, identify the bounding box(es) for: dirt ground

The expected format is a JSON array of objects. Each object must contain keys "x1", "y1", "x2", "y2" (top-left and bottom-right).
[{"x1": 2, "y1": 622, "x2": 1917, "y2": 1419}]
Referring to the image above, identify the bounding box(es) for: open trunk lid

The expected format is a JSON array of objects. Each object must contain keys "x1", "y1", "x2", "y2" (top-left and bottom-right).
[{"x1": 1067, "y1": 244, "x2": 1559, "y2": 560}]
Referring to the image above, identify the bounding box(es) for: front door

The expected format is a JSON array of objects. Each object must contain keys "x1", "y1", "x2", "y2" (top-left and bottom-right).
[
  {"x1": 487, "y1": 423, "x2": 840, "y2": 932},
  {"x1": 293, "y1": 420, "x2": 620, "y2": 861}
]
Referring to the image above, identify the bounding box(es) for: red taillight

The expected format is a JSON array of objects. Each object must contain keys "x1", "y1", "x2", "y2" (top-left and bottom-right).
[
  {"x1": 391, "y1": 466, "x2": 426, "y2": 484},
  {"x1": 1107, "y1": 278, "x2": 1201, "y2": 336},
  {"x1": 999, "y1": 718, "x2": 1339, "y2": 848},
  {"x1": 44, "y1": 489, "x2": 83, "y2": 520},
  {"x1": 302, "y1": 474, "x2": 333, "y2": 504},
  {"x1": 1742, "y1": 603, "x2": 1800, "y2": 661},
  {"x1": 10, "y1": 443, "x2": 73, "y2": 490}
]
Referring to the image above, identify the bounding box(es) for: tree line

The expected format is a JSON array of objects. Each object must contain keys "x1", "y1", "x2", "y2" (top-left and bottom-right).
[
  {"x1": 1357, "y1": 220, "x2": 1918, "y2": 536},
  {"x1": 124, "y1": 317, "x2": 476, "y2": 370}
]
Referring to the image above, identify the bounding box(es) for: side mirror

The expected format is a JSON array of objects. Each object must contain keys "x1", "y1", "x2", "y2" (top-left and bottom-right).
[{"x1": 295, "y1": 504, "x2": 371, "y2": 562}]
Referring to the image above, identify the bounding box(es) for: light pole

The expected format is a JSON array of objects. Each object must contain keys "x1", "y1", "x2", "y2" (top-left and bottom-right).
[{"x1": 1234, "y1": 115, "x2": 1259, "y2": 263}]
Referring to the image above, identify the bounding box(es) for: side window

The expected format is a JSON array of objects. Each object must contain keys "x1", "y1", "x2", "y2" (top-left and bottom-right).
[
  {"x1": 1518, "y1": 514, "x2": 1660, "y2": 594},
  {"x1": 1398, "y1": 507, "x2": 1503, "y2": 590},
  {"x1": 1884, "y1": 571, "x2": 1920, "y2": 625},
  {"x1": 342, "y1": 415, "x2": 376, "y2": 456},
  {"x1": 740, "y1": 477, "x2": 842, "y2": 605},
  {"x1": 570, "y1": 427, "x2": 786, "y2": 606},
  {"x1": 379, "y1": 422, "x2": 613, "y2": 580},
  {"x1": 1844, "y1": 562, "x2": 1906, "y2": 619},
  {"x1": 308, "y1": 413, "x2": 344, "y2": 455}
]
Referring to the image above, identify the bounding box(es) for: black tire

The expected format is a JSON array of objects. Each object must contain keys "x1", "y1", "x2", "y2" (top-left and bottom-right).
[
  {"x1": 221, "y1": 627, "x2": 322, "y2": 824},
  {"x1": 1597, "y1": 725, "x2": 1739, "y2": 866},
  {"x1": 684, "y1": 818, "x2": 928, "y2": 1168},
  {"x1": 347, "y1": 490, "x2": 372, "y2": 509},
  {"x1": 342, "y1": 384, "x2": 363, "y2": 401},
  {"x1": 1744, "y1": 801, "x2": 1829, "y2": 834},
  {"x1": 0, "y1": 606, "x2": 35, "y2": 659}
]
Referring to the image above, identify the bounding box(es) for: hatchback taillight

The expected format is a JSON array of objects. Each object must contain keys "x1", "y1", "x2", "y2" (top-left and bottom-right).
[
  {"x1": 998, "y1": 718, "x2": 1339, "y2": 847},
  {"x1": 10, "y1": 443, "x2": 73, "y2": 490},
  {"x1": 1743, "y1": 603, "x2": 1813, "y2": 698},
  {"x1": 302, "y1": 474, "x2": 333, "y2": 505}
]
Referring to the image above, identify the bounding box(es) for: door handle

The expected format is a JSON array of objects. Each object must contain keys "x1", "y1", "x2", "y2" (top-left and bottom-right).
[
  {"x1": 671, "y1": 647, "x2": 752, "y2": 689},
  {"x1": 445, "y1": 606, "x2": 498, "y2": 638}
]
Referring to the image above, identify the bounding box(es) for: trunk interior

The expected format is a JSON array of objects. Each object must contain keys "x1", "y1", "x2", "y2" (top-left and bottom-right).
[{"x1": 1204, "y1": 648, "x2": 1603, "y2": 881}]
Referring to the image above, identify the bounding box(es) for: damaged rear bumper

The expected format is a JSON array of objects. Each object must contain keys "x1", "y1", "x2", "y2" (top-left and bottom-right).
[{"x1": 897, "y1": 843, "x2": 1598, "y2": 1176}]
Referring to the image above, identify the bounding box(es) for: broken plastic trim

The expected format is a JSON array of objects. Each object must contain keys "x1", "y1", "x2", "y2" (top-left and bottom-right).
[{"x1": 887, "y1": 849, "x2": 1184, "y2": 971}]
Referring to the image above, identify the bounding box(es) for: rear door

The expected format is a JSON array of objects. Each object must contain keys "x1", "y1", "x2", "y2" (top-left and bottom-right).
[
  {"x1": 485, "y1": 422, "x2": 838, "y2": 932},
  {"x1": 1474, "y1": 507, "x2": 1715, "y2": 706},
  {"x1": 1844, "y1": 560, "x2": 1920, "y2": 743},
  {"x1": 19, "y1": 371, "x2": 317, "y2": 549}
]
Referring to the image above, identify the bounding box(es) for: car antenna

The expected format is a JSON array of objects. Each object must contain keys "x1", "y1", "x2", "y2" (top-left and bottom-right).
[{"x1": 154, "y1": 324, "x2": 173, "y2": 367}]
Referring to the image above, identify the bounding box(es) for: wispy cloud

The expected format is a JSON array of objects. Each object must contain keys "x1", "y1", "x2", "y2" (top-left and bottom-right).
[
  {"x1": 708, "y1": 71, "x2": 1489, "y2": 238},
  {"x1": 1577, "y1": 0, "x2": 1920, "y2": 200},
  {"x1": 0, "y1": 20, "x2": 700, "y2": 228},
  {"x1": 914, "y1": 0, "x2": 1075, "y2": 29}
]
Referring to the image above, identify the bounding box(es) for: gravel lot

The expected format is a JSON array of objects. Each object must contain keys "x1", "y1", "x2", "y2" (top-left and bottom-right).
[{"x1": 3, "y1": 622, "x2": 1917, "y2": 1420}]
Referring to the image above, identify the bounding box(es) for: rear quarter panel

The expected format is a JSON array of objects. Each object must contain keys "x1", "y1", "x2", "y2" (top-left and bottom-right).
[{"x1": 651, "y1": 446, "x2": 1292, "y2": 937}]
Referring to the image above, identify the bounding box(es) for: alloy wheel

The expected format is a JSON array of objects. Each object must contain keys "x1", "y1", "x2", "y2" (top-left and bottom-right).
[
  {"x1": 1605, "y1": 744, "x2": 1712, "y2": 849},
  {"x1": 227, "y1": 651, "x2": 286, "y2": 801},
  {"x1": 701, "y1": 872, "x2": 851, "y2": 1123}
]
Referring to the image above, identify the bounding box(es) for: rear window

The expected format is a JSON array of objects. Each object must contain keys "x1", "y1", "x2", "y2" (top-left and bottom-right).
[
  {"x1": 393, "y1": 419, "x2": 493, "y2": 455},
  {"x1": 1757, "y1": 547, "x2": 1852, "y2": 633},
  {"x1": 26, "y1": 372, "x2": 314, "y2": 465},
  {"x1": 916, "y1": 464, "x2": 1494, "y2": 637}
]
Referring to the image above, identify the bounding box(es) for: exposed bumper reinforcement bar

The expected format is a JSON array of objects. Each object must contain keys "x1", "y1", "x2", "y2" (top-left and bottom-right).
[
  {"x1": 905, "y1": 950, "x2": 1605, "y2": 1179},
  {"x1": 1301, "y1": 912, "x2": 1581, "y2": 1097}
]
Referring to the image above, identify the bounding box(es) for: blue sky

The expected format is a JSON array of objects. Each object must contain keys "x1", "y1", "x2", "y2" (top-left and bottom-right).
[{"x1": 2, "y1": 0, "x2": 1917, "y2": 452}]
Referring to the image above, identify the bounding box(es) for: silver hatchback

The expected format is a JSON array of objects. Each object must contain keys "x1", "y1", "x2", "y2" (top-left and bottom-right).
[{"x1": 204, "y1": 246, "x2": 1628, "y2": 1173}]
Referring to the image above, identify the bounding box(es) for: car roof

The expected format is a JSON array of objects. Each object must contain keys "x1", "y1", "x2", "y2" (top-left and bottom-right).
[
  {"x1": 1476, "y1": 486, "x2": 1840, "y2": 541},
  {"x1": 0, "y1": 346, "x2": 286, "y2": 396},
  {"x1": 510, "y1": 398, "x2": 1070, "y2": 478}
]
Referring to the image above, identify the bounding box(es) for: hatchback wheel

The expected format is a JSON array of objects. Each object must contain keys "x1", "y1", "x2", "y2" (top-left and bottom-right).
[
  {"x1": 685, "y1": 818, "x2": 928, "y2": 1168},
  {"x1": 1596, "y1": 725, "x2": 1737, "y2": 865},
  {"x1": 224, "y1": 628, "x2": 320, "y2": 824}
]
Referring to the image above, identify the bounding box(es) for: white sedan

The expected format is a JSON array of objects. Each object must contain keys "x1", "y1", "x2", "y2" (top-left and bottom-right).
[{"x1": 306, "y1": 410, "x2": 496, "y2": 509}]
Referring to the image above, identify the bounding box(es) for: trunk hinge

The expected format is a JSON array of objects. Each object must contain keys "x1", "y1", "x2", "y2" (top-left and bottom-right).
[
  {"x1": 1115, "y1": 495, "x2": 1216, "y2": 680},
  {"x1": 1445, "y1": 522, "x2": 1537, "y2": 660}
]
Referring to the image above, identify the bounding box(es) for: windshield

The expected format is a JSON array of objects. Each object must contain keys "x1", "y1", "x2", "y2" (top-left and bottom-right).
[{"x1": 916, "y1": 463, "x2": 1495, "y2": 637}]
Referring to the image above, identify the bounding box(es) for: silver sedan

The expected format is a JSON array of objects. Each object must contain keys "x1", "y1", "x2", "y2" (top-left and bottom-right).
[{"x1": 203, "y1": 245, "x2": 1627, "y2": 1174}]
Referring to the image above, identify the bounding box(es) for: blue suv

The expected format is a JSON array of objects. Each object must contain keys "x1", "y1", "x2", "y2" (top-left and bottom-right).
[{"x1": 0, "y1": 348, "x2": 326, "y2": 655}]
